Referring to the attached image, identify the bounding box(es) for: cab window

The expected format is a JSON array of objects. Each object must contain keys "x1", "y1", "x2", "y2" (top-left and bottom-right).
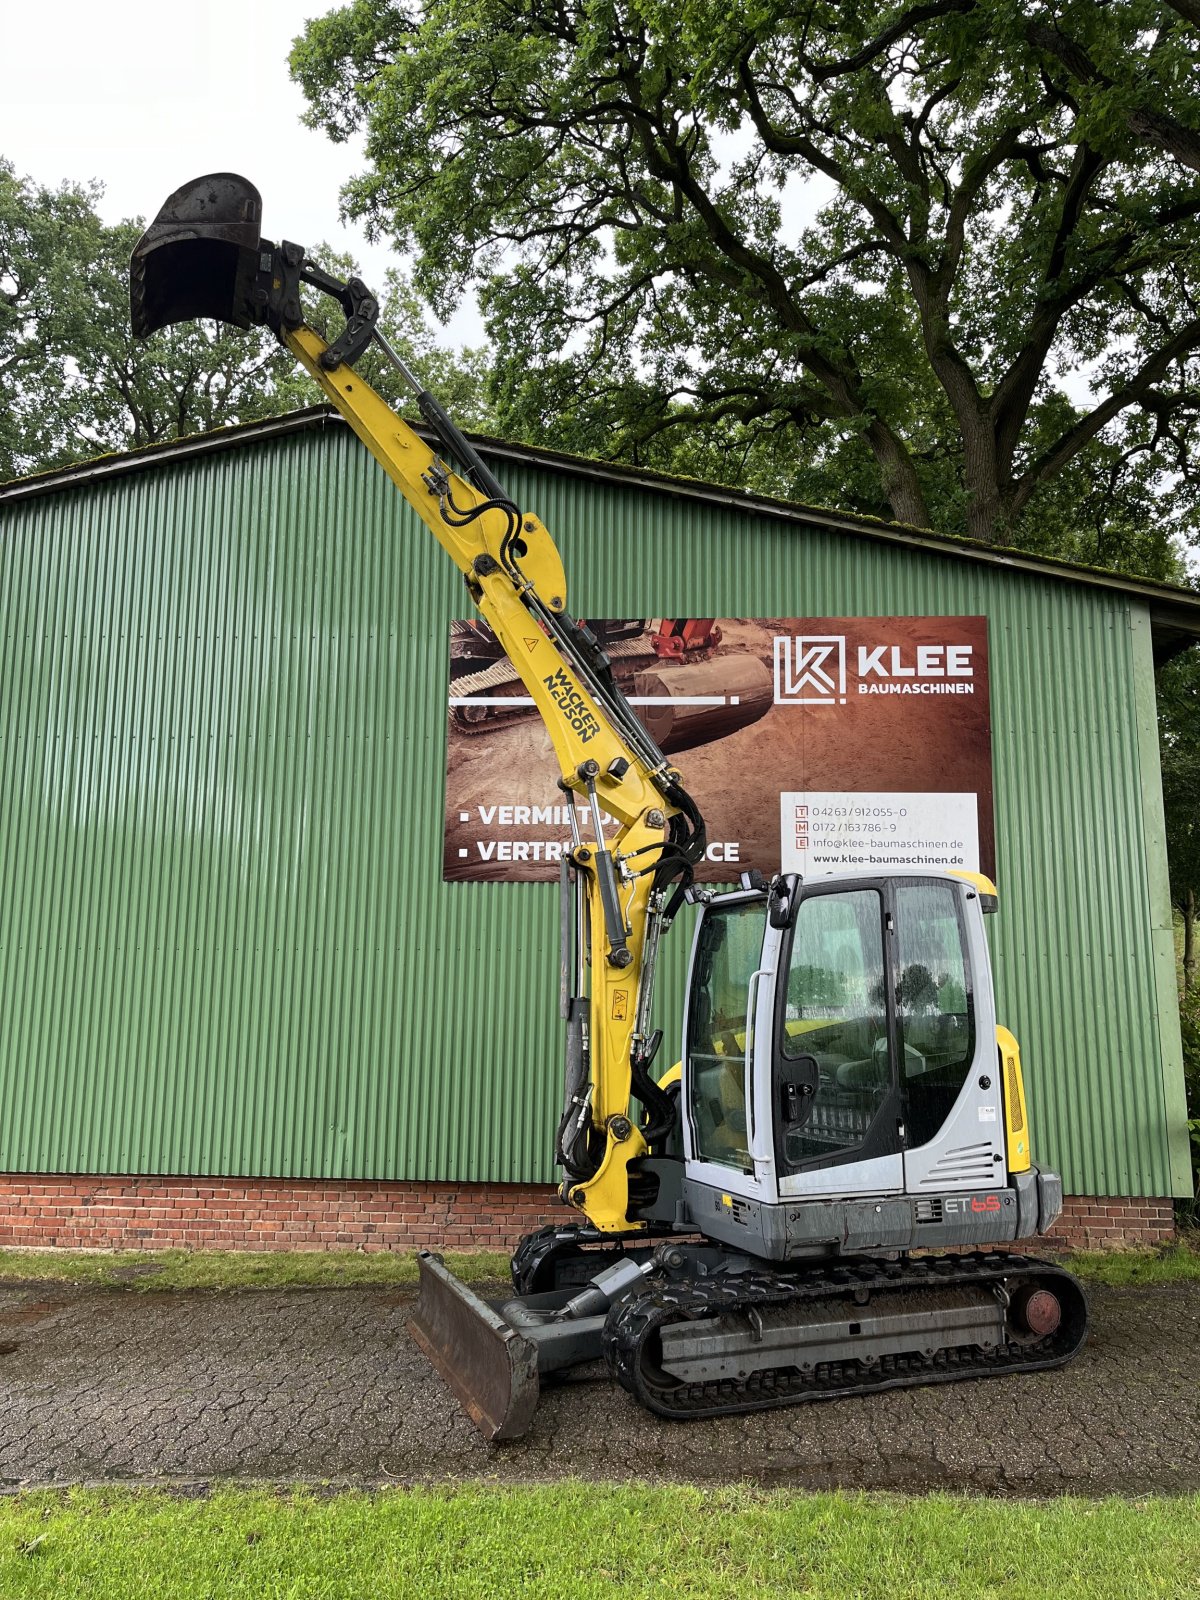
[
  {"x1": 686, "y1": 901, "x2": 764, "y2": 1172},
  {"x1": 894, "y1": 881, "x2": 974, "y2": 1147},
  {"x1": 779, "y1": 888, "x2": 891, "y2": 1165}
]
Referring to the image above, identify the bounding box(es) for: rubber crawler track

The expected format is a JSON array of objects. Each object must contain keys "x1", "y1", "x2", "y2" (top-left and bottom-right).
[{"x1": 603, "y1": 1253, "x2": 1089, "y2": 1420}]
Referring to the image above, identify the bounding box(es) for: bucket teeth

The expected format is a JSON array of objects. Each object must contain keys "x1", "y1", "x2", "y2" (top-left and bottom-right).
[{"x1": 130, "y1": 173, "x2": 265, "y2": 338}]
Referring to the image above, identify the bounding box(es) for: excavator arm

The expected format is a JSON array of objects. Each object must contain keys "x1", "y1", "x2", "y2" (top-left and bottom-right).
[{"x1": 130, "y1": 174, "x2": 706, "y2": 1236}]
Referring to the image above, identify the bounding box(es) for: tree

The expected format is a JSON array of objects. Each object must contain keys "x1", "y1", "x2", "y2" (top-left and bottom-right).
[
  {"x1": 1159, "y1": 646, "x2": 1200, "y2": 995},
  {"x1": 1, "y1": 158, "x2": 495, "y2": 481},
  {"x1": 291, "y1": 0, "x2": 1200, "y2": 547},
  {"x1": 0, "y1": 161, "x2": 107, "y2": 476},
  {"x1": 1160, "y1": 641, "x2": 1200, "y2": 1212}
]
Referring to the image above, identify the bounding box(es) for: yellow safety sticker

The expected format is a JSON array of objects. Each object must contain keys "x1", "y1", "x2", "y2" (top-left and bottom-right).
[{"x1": 611, "y1": 990, "x2": 629, "y2": 1022}]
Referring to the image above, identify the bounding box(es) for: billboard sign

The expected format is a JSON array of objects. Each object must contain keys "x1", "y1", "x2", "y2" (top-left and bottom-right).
[{"x1": 443, "y1": 616, "x2": 993, "y2": 884}]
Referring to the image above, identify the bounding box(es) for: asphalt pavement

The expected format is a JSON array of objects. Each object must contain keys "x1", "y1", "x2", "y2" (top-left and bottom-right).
[{"x1": 0, "y1": 1277, "x2": 1196, "y2": 1494}]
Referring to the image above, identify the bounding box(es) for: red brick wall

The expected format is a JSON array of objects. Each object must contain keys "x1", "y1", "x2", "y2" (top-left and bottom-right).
[
  {"x1": 0, "y1": 1176, "x2": 563, "y2": 1253},
  {"x1": 1047, "y1": 1193, "x2": 1176, "y2": 1251},
  {"x1": 0, "y1": 1175, "x2": 1176, "y2": 1254}
]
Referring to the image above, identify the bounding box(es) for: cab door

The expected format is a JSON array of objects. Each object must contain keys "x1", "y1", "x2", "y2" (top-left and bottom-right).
[
  {"x1": 682, "y1": 892, "x2": 773, "y2": 1201},
  {"x1": 893, "y1": 878, "x2": 1005, "y2": 1192},
  {"x1": 771, "y1": 881, "x2": 905, "y2": 1199}
]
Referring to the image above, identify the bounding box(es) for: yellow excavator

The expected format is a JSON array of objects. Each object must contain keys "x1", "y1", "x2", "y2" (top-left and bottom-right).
[{"x1": 131, "y1": 175, "x2": 1088, "y2": 1441}]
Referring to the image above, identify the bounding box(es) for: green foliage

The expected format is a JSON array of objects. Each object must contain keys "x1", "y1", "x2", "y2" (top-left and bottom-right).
[
  {"x1": 1159, "y1": 648, "x2": 1200, "y2": 1000},
  {"x1": 291, "y1": 0, "x2": 1200, "y2": 549},
  {"x1": 897, "y1": 963, "x2": 939, "y2": 1014},
  {"x1": 0, "y1": 158, "x2": 495, "y2": 481},
  {"x1": 1180, "y1": 987, "x2": 1200, "y2": 1210},
  {"x1": 0, "y1": 1484, "x2": 1197, "y2": 1599},
  {"x1": 937, "y1": 977, "x2": 967, "y2": 1014},
  {"x1": 787, "y1": 963, "x2": 848, "y2": 1009},
  {"x1": 1184, "y1": 989, "x2": 1200, "y2": 1086},
  {"x1": 1008, "y1": 402, "x2": 1196, "y2": 580},
  {"x1": 1157, "y1": 649, "x2": 1199, "y2": 1209},
  {"x1": 0, "y1": 161, "x2": 109, "y2": 475},
  {"x1": 1154, "y1": 590, "x2": 1200, "y2": 1221}
]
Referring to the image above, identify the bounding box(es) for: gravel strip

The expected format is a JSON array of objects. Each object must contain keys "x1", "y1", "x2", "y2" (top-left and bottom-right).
[{"x1": 0, "y1": 1279, "x2": 1195, "y2": 1494}]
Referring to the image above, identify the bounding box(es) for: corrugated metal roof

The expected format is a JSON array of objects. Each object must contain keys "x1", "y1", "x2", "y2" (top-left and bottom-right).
[
  {"x1": 0, "y1": 423, "x2": 1189, "y2": 1195},
  {"x1": 4, "y1": 406, "x2": 1199, "y2": 658}
]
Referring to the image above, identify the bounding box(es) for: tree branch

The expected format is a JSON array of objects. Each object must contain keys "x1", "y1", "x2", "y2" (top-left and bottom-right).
[
  {"x1": 1011, "y1": 317, "x2": 1200, "y2": 514},
  {"x1": 1027, "y1": 19, "x2": 1200, "y2": 174}
]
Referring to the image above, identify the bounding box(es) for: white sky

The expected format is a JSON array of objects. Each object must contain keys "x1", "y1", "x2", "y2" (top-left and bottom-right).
[{"x1": 0, "y1": 0, "x2": 482, "y2": 346}]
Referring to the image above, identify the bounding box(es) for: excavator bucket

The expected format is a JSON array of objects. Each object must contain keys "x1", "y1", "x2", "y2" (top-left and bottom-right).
[
  {"x1": 130, "y1": 173, "x2": 265, "y2": 338},
  {"x1": 409, "y1": 1253, "x2": 541, "y2": 1441}
]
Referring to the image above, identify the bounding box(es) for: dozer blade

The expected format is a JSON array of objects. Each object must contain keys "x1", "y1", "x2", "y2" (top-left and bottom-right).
[
  {"x1": 130, "y1": 173, "x2": 264, "y2": 338},
  {"x1": 409, "y1": 1252, "x2": 541, "y2": 1441}
]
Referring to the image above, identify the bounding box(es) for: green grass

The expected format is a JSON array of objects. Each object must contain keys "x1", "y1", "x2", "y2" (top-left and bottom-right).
[
  {"x1": 2, "y1": 1233, "x2": 1199, "y2": 1293},
  {"x1": 1063, "y1": 1234, "x2": 1200, "y2": 1286},
  {"x1": 0, "y1": 1484, "x2": 1195, "y2": 1600},
  {"x1": 0, "y1": 1246, "x2": 511, "y2": 1292}
]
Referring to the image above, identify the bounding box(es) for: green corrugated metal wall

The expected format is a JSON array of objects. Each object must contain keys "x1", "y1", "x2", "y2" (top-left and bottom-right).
[{"x1": 0, "y1": 422, "x2": 1190, "y2": 1195}]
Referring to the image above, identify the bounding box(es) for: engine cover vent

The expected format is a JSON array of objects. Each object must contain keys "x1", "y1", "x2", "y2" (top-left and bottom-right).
[{"x1": 920, "y1": 1141, "x2": 996, "y2": 1186}]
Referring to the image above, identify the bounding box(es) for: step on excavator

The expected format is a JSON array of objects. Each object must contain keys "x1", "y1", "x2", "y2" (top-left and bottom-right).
[{"x1": 131, "y1": 175, "x2": 1088, "y2": 1441}]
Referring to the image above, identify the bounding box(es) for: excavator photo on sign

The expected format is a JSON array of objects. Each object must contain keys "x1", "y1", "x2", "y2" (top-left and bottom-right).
[{"x1": 130, "y1": 175, "x2": 1088, "y2": 1442}]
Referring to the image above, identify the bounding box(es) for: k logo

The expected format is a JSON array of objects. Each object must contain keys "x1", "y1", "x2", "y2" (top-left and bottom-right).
[{"x1": 773, "y1": 635, "x2": 847, "y2": 704}]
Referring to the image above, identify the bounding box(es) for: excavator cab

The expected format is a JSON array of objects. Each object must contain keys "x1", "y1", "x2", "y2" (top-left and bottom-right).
[{"x1": 683, "y1": 871, "x2": 1028, "y2": 1240}]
